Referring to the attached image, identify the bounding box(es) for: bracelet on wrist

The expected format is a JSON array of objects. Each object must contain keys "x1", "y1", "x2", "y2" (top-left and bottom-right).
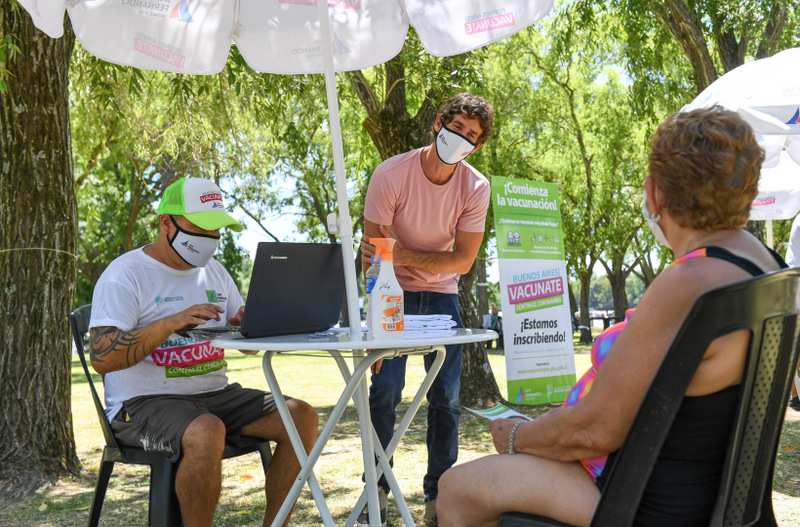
[{"x1": 507, "y1": 420, "x2": 525, "y2": 455}]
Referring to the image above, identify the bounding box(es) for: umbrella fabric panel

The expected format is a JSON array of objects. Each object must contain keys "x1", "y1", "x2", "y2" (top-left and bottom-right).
[
  {"x1": 406, "y1": 0, "x2": 554, "y2": 57},
  {"x1": 750, "y1": 152, "x2": 800, "y2": 221},
  {"x1": 236, "y1": 0, "x2": 408, "y2": 74},
  {"x1": 69, "y1": 0, "x2": 235, "y2": 74}
]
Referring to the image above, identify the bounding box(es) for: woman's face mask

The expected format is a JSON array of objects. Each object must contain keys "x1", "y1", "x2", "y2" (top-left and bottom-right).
[
  {"x1": 169, "y1": 216, "x2": 220, "y2": 267},
  {"x1": 434, "y1": 119, "x2": 478, "y2": 165},
  {"x1": 642, "y1": 198, "x2": 670, "y2": 248}
]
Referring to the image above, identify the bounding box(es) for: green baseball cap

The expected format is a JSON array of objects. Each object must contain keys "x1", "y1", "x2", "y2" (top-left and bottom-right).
[{"x1": 157, "y1": 177, "x2": 243, "y2": 232}]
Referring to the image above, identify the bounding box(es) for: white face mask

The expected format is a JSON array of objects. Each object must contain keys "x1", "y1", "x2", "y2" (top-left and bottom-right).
[
  {"x1": 435, "y1": 120, "x2": 477, "y2": 165},
  {"x1": 642, "y1": 198, "x2": 670, "y2": 248},
  {"x1": 169, "y1": 216, "x2": 219, "y2": 267}
]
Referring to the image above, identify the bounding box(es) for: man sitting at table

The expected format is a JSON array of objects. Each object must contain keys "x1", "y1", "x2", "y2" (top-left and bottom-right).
[
  {"x1": 359, "y1": 92, "x2": 493, "y2": 526},
  {"x1": 89, "y1": 177, "x2": 318, "y2": 527}
]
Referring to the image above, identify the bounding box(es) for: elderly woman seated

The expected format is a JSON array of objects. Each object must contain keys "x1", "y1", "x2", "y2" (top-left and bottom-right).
[{"x1": 436, "y1": 107, "x2": 787, "y2": 527}]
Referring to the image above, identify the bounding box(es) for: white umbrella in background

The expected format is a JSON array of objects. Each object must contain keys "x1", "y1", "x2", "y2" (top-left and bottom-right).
[
  {"x1": 19, "y1": 0, "x2": 554, "y2": 341},
  {"x1": 683, "y1": 46, "x2": 800, "y2": 247},
  {"x1": 17, "y1": 1, "x2": 555, "y2": 525}
]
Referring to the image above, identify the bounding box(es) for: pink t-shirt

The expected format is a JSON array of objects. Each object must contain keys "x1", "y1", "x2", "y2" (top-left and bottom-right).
[{"x1": 364, "y1": 148, "x2": 490, "y2": 294}]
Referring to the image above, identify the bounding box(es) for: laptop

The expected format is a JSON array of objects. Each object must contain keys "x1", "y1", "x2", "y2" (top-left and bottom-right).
[{"x1": 238, "y1": 242, "x2": 346, "y2": 338}]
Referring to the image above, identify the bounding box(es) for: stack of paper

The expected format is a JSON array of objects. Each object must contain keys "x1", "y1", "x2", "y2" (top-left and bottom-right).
[{"x1": 402, "y1": 315, "x2": 457, "y2": 338}]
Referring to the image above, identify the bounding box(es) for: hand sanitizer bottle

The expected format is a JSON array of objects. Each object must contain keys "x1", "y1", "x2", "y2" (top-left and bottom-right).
[{"x1": 366, "y1": 238, "x2": 404, "y2": 339}]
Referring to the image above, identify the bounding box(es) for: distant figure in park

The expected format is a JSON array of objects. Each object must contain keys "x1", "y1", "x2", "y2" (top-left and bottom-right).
[
  {"x1": 784, "y1": 213, "x2": 800, "y2": 411},
  {"x1": 360, "y1": 92, "x2": 493, "y2": 526},
  {"x1": 89, "y1": 177, "x2": 318, "y2": 527},
  {"x1": 437, "y1": 107, "x2": 787, "y2": 526},
  {"x1": 482, "y1": 304, "x2": 504, "y2": 349}
]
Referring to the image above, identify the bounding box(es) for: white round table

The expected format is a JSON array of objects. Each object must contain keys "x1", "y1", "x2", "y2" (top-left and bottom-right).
[{"x1": 212, "y1": 328, "x2": 497, "y2": 527}]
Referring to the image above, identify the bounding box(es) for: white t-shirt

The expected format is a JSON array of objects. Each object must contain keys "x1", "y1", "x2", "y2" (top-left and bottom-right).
[{"x1": 89, "y1": 248, "x2": 244, "y2": 419}]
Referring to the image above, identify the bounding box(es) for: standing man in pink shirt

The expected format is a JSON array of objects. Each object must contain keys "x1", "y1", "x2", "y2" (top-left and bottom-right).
[{"x1": 359, "y1": 93, "x2": 493, "y2": 526}]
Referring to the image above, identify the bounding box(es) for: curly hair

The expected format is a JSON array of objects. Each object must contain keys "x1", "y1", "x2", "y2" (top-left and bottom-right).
[
  {"x1": 437, "y1": 93, "x2": 494, "y2": 144},
  {"x1": 649, "y1": 106, "x2": 764, "y2": 231}
]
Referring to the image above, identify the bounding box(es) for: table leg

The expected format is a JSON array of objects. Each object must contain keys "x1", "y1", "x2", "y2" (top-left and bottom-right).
[
  {"x1": 352, "y1": 348, "x2": 382, "y2": 527},
  {"x1": 341, "y1": 346, "x2": 447, "y2": 527},
  {"x1": 262, "y1": 349, "x2": 395, "y2": 527},
  {"x1": 262, "y1": 351, "x2": 333, "y2": 526},
  {"x1": 331, "y1": 352, "x2": 413, "y2": 527}
]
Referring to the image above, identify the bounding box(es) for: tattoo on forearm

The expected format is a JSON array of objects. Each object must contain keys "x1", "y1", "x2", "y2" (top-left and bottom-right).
[{"x1": 90, "y1": 326, "x2": 146, "y2": 368}]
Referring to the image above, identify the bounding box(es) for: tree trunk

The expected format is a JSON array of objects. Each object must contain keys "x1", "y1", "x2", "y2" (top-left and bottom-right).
[
  {"x1": 459, "y1": 261, "x2": 503, "y2": 406},
  {"x1": 606, "y1": 271, "x2": 629, "y2": 321},
  {"x1": 0, "y1": 9, "x2": 79, "y2": 497},
  {"x1": 578, "y1": 271, "x2": 592, "y2": 344}
]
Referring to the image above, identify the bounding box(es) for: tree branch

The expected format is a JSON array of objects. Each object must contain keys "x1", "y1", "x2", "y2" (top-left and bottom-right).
[
  {"x1": 346, "y1": 70, "x2": 380, "y2": 119},
  {"x1": 756, "y1": 1, "x2": 788, "y2": 59},
  {"x1": 384, "y1": 55, "x2": 406, "y2": 117},
  {"x1": 649, "y1": 0, "x2": 718, "y2": 91},
  {"x1": 236, "y1": 203, "x2": 280, "y2": 242}
]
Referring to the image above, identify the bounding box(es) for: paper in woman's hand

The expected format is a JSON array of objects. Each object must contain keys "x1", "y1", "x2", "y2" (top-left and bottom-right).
[{"x1": 462, "y1": 403, "x2": 531, "y2": 422}]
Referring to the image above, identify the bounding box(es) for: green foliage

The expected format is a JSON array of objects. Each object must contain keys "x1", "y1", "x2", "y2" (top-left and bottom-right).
[
  {"x1": 217, "y1": 231, "x2": 248, "y2": 292},
  {"x1": 0, "y1": 32, "x2": 19, "y2": 93}
]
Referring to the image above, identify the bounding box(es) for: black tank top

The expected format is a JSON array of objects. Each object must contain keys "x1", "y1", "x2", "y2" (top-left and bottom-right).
[{"x1": 597, "y1": 245, "x2": 787, "y2": 526}]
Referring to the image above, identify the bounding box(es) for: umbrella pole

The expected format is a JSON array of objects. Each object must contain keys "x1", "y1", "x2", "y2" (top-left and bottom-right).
[
  {"x1": 766, "y1": 219, "x2": 774, "y2": 248},
  {"x1": 317, "y1": 8, "x2": 382, "y2": 526},
  {"x1": 316, "y1": 4, "x2": 362, "y2": 342}
]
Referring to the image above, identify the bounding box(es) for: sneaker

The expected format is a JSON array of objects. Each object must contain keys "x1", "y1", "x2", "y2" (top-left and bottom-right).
[
  {"x1": 356, "y1": 487, "x2": 388, "y2": 527},
  {"x1": 423, "y1": 499, "x2": 437, "y2": 526},
  {"x1": 790, "y1": 396, "x2": 800, "y2": 412}
]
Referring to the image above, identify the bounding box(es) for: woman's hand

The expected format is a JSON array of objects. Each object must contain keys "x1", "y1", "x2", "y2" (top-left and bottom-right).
[{"x1": 491, "y1": 418, "x2": 525, "y2": 454}]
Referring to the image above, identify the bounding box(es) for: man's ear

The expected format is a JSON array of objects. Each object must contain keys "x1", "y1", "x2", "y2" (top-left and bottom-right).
[
  {"x1": 159, "y1": 215, "x2": 173, "y2": 239},
  {"x1": 432, "y1": 113, "x2": 443, "y2": 135}
]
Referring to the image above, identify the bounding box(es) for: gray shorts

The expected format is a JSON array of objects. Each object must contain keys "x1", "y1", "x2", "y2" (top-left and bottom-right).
[{"x1": 111, "y1": 383, "x2": 280, "y2": 462}]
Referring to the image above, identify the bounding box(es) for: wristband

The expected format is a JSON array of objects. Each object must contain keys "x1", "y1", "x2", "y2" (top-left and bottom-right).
[{"x1": 507, "y1": 420, "x2": 525, "y2": 455}]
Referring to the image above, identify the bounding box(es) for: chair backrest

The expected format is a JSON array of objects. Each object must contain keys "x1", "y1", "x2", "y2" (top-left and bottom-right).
[
  {"x1": 69, "y1": 304, "x2": 120, "y2": 450},
  {"x1": 591, "y1": 268, "x2": 800, "y2": 527}
]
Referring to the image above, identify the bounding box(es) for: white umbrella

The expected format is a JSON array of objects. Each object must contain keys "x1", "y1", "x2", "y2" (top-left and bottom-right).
[
  {"x1": 19, "y1": 0, "x2": 554, "y2": 340},
  {"x1": 683, "y1": 46, "x2": 800, "y2": 247},
  {"x1": 17, "y1": 2, "x2": 555, "y2": 525}
]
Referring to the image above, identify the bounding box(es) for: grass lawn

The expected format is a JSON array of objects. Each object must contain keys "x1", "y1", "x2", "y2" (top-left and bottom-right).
[{"x1": 1, "y1": 343, "x2": 798, "y2": 526}]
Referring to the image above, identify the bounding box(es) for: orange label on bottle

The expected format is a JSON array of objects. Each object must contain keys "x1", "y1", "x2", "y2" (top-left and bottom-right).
[{"x1": 381, "y1": 295, "x2": 404, "y2": 331}]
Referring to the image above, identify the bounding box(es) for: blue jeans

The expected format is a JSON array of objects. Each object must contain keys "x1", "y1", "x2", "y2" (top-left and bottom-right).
[{"x1": 368, "y1": 291, "x2": 463, "y2": 501}]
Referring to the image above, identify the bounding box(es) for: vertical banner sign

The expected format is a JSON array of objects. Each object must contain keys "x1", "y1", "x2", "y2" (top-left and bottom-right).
[{"x1": 491, "y1": 177, "x2": 575, "y2": 405}]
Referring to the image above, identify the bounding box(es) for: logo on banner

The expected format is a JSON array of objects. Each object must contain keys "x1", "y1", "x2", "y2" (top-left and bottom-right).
[
  {"x1": 508, "y1": 274, "x2": 564, "y2": 313},
  {"x1": 122, "y1": 0, "x2": 171, "y2": 17},
  {"x1": 279, "y1": 0, "x2": 362, "y2": 10},
  {"x1": 465, "y1": 9, "x2": 516, "y2": 35},
  {"x1": 170, "y1": 0, "x2": 195, "y2": 22},
  {"x1": 787, "y1": 108, "x2": 800, "y2": 125},
  {"x1": 134, "y1": 34, "x2": 186, "y2": 69},
  {"x1": 752, "y1": 196, "x2": 777, "y2": 207}
]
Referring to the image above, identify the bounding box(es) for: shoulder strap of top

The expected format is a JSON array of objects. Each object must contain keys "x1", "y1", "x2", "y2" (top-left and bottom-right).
[
  {"x1": 766, "y1": 246, "x2": 789, "y2": 269},
  {"x1": 673, "y1": 246, "x2": 766, "y2": 277}
]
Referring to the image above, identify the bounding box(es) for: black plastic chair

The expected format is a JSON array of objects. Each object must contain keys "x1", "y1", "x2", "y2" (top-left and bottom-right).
[
  {"x1": 500, "y1": 268, "x2": 800, "y2": 527},
  {"x1": 70, "y1": 304, "x2": 273, "y2": 527}
]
